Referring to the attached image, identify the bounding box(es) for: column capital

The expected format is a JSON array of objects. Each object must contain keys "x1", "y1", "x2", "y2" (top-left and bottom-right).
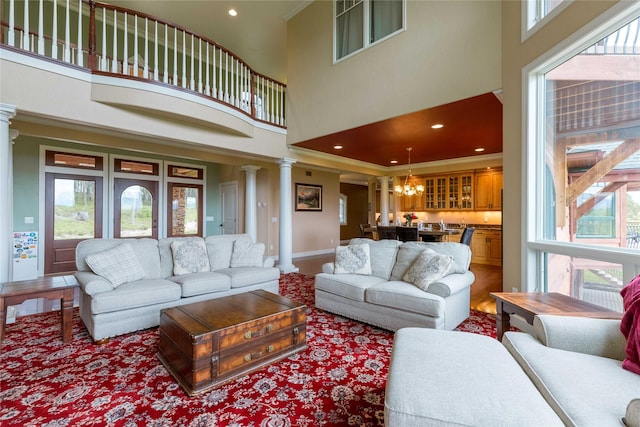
[
  {"x1": 9, "y1": 130, "x2": 19, "y2": 143},
  {"x1": 240, "y1": 165, "x2": 261, "y2": 174},
  {"x1": 276, "y1": 157, "x2": 297, "y2": 167},
  {"x1": 0, "y1": 104, "x2": 17, "y2": 123}
]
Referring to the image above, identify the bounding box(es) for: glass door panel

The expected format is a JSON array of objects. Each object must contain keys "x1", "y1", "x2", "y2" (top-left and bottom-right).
[
  {"x1": 45, "y1": 174, "x2": 103, "y2": 274},
  {"x1": 114, "y1": 179, "x2": 158, "y2": 239}
]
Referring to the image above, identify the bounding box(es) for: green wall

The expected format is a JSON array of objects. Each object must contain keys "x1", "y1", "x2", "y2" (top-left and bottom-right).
[{"x1": 12, "y1": 135, "x2": 222, "y2": 236}]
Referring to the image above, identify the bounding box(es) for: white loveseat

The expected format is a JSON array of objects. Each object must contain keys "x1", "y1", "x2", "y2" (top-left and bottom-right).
[
  {"x1": 75, "y1": 234, "x2": 280, "y2": 342},
  {"x1": 385, "y1": 315, "x2": 640, "y2": 426},
  {"x1": 315, "y1": 238, "x2": 475, "y2": 331}
]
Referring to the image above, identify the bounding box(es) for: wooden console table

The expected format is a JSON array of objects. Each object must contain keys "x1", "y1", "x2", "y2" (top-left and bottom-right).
[
  {"x1": 490, "y1": 292, "x2": 622, "y2": 341},
  {"x1": 0, "y1": 275, "x2": 79, "y2": 345}
]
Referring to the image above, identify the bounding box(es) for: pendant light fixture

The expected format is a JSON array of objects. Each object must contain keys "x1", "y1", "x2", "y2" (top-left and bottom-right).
[{"x1": 394, "y1": 147, "x2": 424, "y2": 196}]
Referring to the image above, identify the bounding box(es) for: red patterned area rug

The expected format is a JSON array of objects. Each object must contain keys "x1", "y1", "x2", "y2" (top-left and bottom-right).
[{"x1": 0, "y1": 273, "x2": 497, "y2": 426}]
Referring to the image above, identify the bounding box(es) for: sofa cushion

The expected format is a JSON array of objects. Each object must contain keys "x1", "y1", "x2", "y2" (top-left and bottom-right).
[
  {"x1": 90, "y1": 279, "x2": 181, "y2": 314},
  {"x1": 503, "y1": 331, "x2": 640, "y2": 427},
  {"x1": 403, "y1": 248, "x2": 455, "y2": 291},
  {"x1": 315, "y1": 273, "x2": 386, "y2": 302},
  {"x1": 216, "y1": 267, "x2": 280, "y2": 288},
  {"x1": 230, "y1": 240, "x2": 265, "y2": 268},
  {"x1": 348, "y1": 238, "x2": 400, "y2": 279},
  {"x1": 76, "y1": 238, "x2": 162, "y2": 279},
  {"x1": 169, "y1": 272, "x2": 231, "y2": 297},
  {"x1": 385, "y1": 328, "x2": 564, "y2": 427},
  {"x1": 366, "y1": 281, "x2": 445, "y2": 318},
  {"x1": 334, "y1": 244, "x2": 372, "y2": 275},
  {"x1": 205, "y1": 234, "x2": 254, "y2": 271},
  {"x1": 85, "y1": 243, "x2": 146, "y2": 288},
  {"x1": 390, "y1": 242, "x2": 470, "y2": 281},
  {"x1": 171, "y1": 239, "x2": 211, "y2": 275}
]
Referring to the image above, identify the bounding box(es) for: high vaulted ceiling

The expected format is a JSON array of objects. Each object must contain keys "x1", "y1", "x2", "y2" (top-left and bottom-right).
[
  {"x1": 107, "y1": 1, "x2": 503, "y2": 168},
  {"x1": 108, "y1": 0, "x2": 311, "y2": 82}
]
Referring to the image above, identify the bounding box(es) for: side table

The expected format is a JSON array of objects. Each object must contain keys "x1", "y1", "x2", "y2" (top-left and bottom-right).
[
  {"x1": 0, "y1": 275, "x2": 79, "y2": 345},
  {"x1": 490, "y1": 292, "x2": 622, "y2": 341}
]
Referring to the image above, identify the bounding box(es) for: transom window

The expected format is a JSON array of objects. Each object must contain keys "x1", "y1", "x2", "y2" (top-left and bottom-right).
[{"x1": 335, "y1": 0, "x2": 405, "y2": 62}]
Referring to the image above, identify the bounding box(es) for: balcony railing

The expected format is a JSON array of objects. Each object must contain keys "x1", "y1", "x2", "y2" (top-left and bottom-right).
[{"x1": 0, "y1": 0, "x2": 286, "y2": 127}]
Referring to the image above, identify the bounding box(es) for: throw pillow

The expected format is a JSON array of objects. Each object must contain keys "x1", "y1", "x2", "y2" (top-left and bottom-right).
[
  {"x1": 85, "y1": 243, "x2": 146, "y2": 288},
  {"x1": 403, "y1": 248, "x2": 454, "y2": 291},
  {"x1": 623, "y1": 398, "x2": 640, "y2": 427},
  {"x1": 171, "y1": 239, "x2": 211, "y2": 275},
  {"x1": 334, "y1": 244, "x2": 372, "y2": 275},
  {"x1": 230, "y1": 240, "x2": 265, "y2": 268}
]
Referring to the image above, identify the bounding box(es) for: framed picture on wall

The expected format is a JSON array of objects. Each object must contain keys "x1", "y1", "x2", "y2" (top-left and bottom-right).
[{"x1": 295, "y1": 183, "x2": 322, "y2": 211}]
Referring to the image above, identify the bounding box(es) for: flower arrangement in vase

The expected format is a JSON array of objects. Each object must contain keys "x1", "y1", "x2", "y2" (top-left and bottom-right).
[{"x1": 404, "y1": 212, "x2": 418, "y2": 226}]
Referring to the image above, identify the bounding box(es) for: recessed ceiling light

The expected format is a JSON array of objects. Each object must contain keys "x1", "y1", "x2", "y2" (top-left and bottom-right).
[
  {"x1": 474, "y1": 148, "x2": 485, "y2": 152},
  {"x1": 390, "y1": 160, "x2": 398, "y2": 164},
  {"x1": 228, "y1": 9, "x2": 238, "y2": 16},
  {"x1": 431, "y1": 124, "x2": 444, "y2": 129},
  {"x1": 333, "y1": 145, "x2": 343, "y2": 149}
]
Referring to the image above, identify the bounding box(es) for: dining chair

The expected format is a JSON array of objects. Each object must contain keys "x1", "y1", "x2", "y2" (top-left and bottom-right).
[
  {"x1": 376, "y1": 225, "x2": 398, "y2": 240},
  {"x1": 397, "y1": 226, "x2": 419, "y2": 242},
  {"x1": 459, "y1": 227, "x2": 475, "y2": 246},
  {"x1": 359, "y1": 224, "x2": 375, "y2": 239}
]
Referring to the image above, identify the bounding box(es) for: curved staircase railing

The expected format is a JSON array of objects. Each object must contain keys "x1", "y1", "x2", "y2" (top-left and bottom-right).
[{"x1": 1, "y1": 0, "x2": 286, "y2": 127}]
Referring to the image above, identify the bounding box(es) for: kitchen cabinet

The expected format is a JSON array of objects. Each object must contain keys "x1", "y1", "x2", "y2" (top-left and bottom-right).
[
  {"x1": 400, "y1": 178, "x2": 426, "y2": 211},
  {"x1": 447, "y1": 173, "x2": 474, "y2": 210},
  {"x1": 470, "y1": 229, "x2": 502, "y2": 266},
  {"x1": 475, "y1": 169, "x2": 503, "y2": 211}
]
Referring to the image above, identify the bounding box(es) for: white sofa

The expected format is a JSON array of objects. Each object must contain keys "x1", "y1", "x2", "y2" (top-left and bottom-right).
[
  {"x1": 385, "y1": 315, "x2": 640, "y2": 427},
  {"x1": 75, "y1": 234, "x2": 280, "y2": 342},
  {"x1": 315, "y1": 238, "x2": 475, "y2": 331}
]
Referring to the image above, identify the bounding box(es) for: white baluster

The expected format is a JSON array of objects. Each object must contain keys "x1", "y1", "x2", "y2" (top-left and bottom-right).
[
  {"x1": 8, "y1": 0, "x2": 15, "y2": 46},
  {"x1": 224, "y1": 52, "x2": 229, "y2": 103},
  {"x1": 51, "y1": 0, "x2": 57, "y2": 58},
  {"x1": 163, "y1": 24, "x2": 168, "y2": 83},
  {"x1": 37, "y1": 0, "x2": 44, "y2": 54},
  {"x1": 198, "y1": 38, "x2": 203, "y2": 93},
  {"x1": 190, "y1": 34, "x2": 195, "y2": 90},
  {"x1": 182, "y1": 31, "x2": 187, "y2": 88},
  {"x1": 22, "y1": 0, "x2": 29, "y2": 51},
  {"x1": 205, "y1": 42, "x2": 210, "y2": 96},
  {"x1": 153, "y1": 21, "x2": 159, "y2": 81},
  {"x1": 133, "y1": 16, "x2": 139, "y2": 75},
  {"x1": 77, "y1": 0, "x2": 83, "y2": 66},
  {"x1": 64, "y1": 0, "x2": 71, "y2": 62},
  {"x1": 218, "y1": 48, "x2": 223, "y2": 100},
  {"x1": 143, "y1": 18, "x2": 149, "y2": 78},
  {"x1": 111, "y1": 10, "x2": 118, "y2": 73},
  {"x1": 101, "y1": 7, "x2": 107, "y2": 70},
  {"x1": 173, "y1": 27, "x2": 178, "y2": 85},
  {"x1": 123, "y1": 13, "x2": 128, "y2": 74}
]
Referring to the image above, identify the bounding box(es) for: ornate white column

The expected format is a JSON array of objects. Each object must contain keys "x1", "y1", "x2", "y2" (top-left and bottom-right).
[
  {"x1": 241, "y1": 165, "x2": 260, "y2": 243},
  {"x1": 379, "y1": 176, "x2": 390, "y2": 225},
  {"x1": 276, "y1": 158, "x2": 298, "y2": 273},
  {"x1": 0, "y1": 104, "x2": 17, "y2": 283}
]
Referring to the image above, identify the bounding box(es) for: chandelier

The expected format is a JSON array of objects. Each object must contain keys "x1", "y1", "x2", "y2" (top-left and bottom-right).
[{"x1": 394, "y1": 148, "x2": 424, "y2": 196}]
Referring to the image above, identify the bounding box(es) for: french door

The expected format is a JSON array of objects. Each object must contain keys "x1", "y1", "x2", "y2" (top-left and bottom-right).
[
  {"x1": 114, "y1": 179, "x2": 159, "y2": 239},
  {"x1": 44, "y1": 173, "x2": 103, "y2": 274}
]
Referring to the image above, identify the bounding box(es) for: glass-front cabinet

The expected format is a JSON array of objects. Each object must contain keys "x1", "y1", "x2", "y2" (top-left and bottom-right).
[{"x1": 447, "y1": 173, "x2": 474, "y2": 210}]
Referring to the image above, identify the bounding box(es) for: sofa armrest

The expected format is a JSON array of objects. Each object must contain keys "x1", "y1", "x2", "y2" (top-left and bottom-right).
[
  {"x1": 426, "y1": 270, "x2": 475, "y2": 298},
  {"x1": 322, "y1": 262, "x2": 335, "y2": 274},
  {"x1": 74, "y1": 271, "x2": 113, "y2": 296},
  {"x1": 262, "y1": 257, "x2": 275, "y2": 268},
  {"x1": 534, "y1": 314, "x2": 626, "y2": 361}
]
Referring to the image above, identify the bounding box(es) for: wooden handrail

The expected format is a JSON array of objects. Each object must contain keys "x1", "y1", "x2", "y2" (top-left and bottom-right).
[{"x1": 1, "y1": 0, "x2": 286, "y2": 127}]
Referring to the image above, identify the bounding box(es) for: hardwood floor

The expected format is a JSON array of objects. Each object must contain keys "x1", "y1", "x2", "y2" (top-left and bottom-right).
[{"x1": 293, "y1": 254, "x2": 503, "y2": 314}]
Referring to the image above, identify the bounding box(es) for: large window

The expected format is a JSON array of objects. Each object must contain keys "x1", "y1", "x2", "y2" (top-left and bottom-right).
[
  {"x1": 335, "y1": 0, "x2": 404, "y2": 61},
  {"x1": 526, "y1": 9, "x2": 640, "y2": 311}
]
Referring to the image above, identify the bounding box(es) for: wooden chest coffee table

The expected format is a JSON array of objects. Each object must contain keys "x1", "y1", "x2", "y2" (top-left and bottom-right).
[{"x1": 157, "y1": 290, "x2": 307, "y2": 396}]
